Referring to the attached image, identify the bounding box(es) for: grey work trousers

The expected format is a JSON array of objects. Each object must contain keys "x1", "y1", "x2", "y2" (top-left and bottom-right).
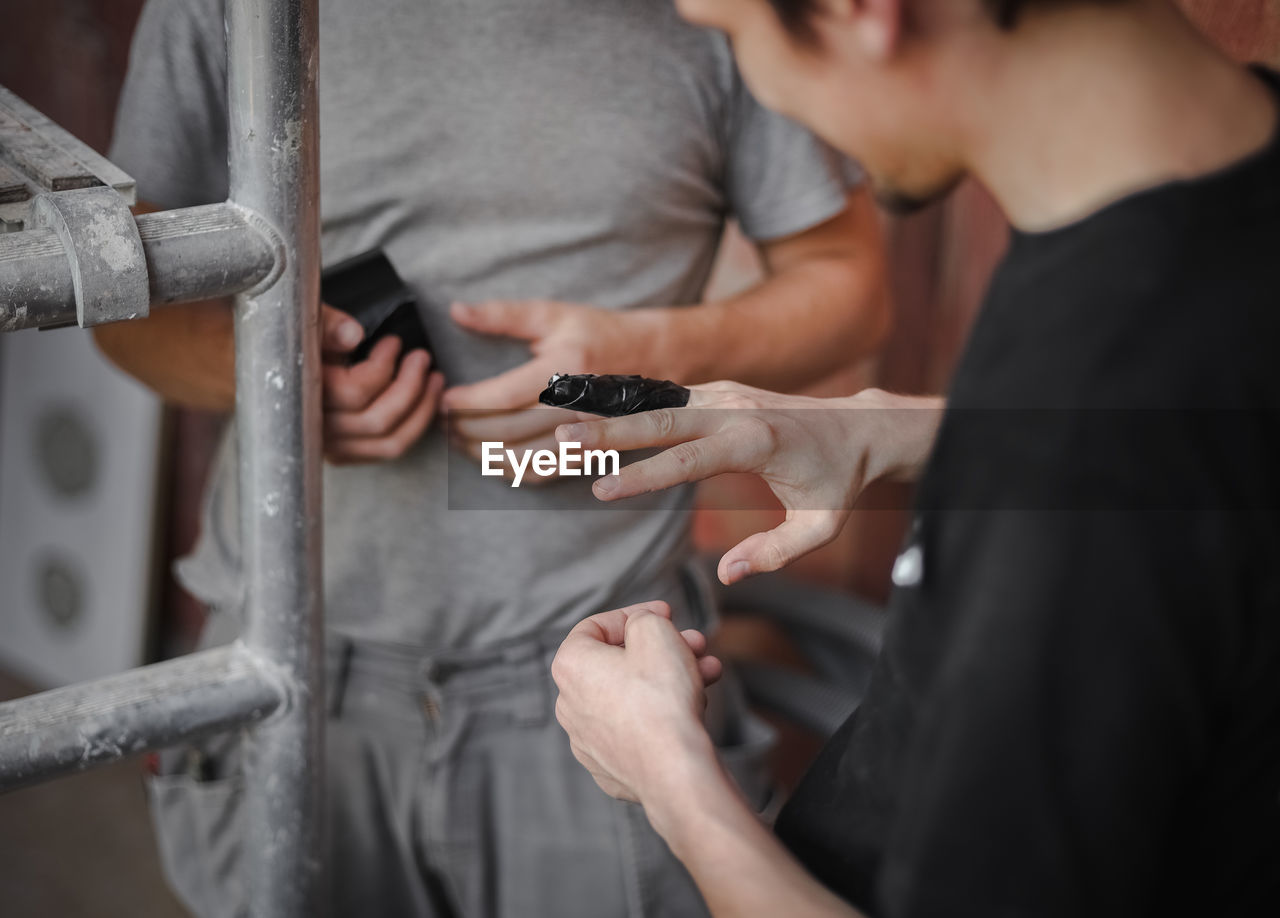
[{"x1": 146, "y1": 614, "x2": 776, "y2": 917}]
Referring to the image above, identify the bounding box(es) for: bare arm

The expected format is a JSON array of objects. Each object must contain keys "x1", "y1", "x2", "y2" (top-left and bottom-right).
[
  {"x1": 89, "y1": 200, "x2": 235, "y2": 411},
  {"x1": 647, "y1": 186, "x2": 889, "y2": 391},
  {"x1": 552, "y1": 603, "x2": 865, "y2": 918},
  {"x1": 93, "y1": 294, "x2": 236, "y2": 412},
  {"x1": 651, "y1": 758, "x2": 864, "y2": 918}
]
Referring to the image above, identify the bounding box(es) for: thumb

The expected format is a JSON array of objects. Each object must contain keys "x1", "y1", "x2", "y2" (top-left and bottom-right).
[
  {"x1": 623, "y1": 608, "x2": 692, "y2": 658},
  {"x1": 450, "y1": 300, "x2": 557, "y2": 341},
  {"x1": 717, "y1": 510, "x2": 846, "y2": 585},
  {"x1": 569, "y1": 601, "x2": 672, "y2": 647},
  {"x1": 321, "y1": 303, "x2": 364, "y2": 355}
]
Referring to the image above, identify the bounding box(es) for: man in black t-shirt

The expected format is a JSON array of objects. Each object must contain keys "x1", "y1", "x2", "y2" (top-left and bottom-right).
[{"x1": 548, "y1": 0, "x2": 1280, "y2": 916}]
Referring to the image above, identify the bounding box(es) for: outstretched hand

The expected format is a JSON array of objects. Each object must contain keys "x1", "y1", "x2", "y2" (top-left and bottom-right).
[{"x1": 557, "y1": 382, "x2": 943, "y2": 584}]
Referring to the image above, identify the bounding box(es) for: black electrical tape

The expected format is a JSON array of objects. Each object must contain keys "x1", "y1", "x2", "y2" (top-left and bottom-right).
[
  {"x1": 321, "y1": 248, "x2": 432, "y2": 365},
  {"x1": 538, "y1": 373, "x2": 691, "y2": 417}
]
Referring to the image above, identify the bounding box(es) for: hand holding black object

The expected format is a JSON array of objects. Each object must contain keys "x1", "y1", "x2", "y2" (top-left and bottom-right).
[
  {"x1": 538, "y1": 373, "x2": 691, "y2": 417},
  {"x1": 321, "y1": 249, "x2": 432, "y2": 366}
]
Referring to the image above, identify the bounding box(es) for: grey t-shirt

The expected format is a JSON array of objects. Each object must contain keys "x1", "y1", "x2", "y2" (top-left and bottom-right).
[{"x1": 112, "y1": 0, "x2": 860, "y2": 648}]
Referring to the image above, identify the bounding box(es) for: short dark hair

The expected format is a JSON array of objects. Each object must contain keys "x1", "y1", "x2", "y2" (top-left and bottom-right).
[{"x1": 766, "y1": 0, "x2": 1123, "y2": 36}]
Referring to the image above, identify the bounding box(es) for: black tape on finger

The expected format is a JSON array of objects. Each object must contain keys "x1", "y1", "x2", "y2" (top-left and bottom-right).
[{"x1": 538, "y1": 373, "x2": 691, "y2": 417}]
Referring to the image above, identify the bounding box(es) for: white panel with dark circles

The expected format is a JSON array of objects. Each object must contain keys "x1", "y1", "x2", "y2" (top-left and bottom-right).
[{"x1": 0, "y1": 325, "x2": 163, "y2": 688}]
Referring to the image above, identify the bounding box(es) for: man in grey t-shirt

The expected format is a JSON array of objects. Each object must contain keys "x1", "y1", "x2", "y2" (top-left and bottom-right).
[{"x1": 97, "y1": 0, "x2": 889, "y2": 915}]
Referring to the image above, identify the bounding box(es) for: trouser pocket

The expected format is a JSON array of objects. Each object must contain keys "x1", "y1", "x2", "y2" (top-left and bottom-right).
[{"x1": 145, "y1": 748, "x2": 246, "y2": 918}]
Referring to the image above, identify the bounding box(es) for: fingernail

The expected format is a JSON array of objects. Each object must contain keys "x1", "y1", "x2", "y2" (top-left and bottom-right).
[
  {"x1": 338, "y1": 322, "x2": 363, "y2": 348},
  {"x1": 593, "y1": 475, "x2": 619, "y2": 497},
  {"x1": 450, "y1": 302, "x2": 470, "y2": 318},
  {"x1": 557, "y1": 423, "x2": 583, "y2": 442},
  {"x1": 726, "y1": 561, "x2": 751, "y2": 581}
]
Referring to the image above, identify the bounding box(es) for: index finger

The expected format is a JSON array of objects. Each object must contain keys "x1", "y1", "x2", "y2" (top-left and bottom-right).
[
  {"x1": 323, "y1": 336, "x2": 402, "y2": 411},
  {"x1": 443, "y1": 359, "x2": 553, "y2": 413},
  {"x1": 554, "y1": 398, "x2": 721, "y2": 452}
]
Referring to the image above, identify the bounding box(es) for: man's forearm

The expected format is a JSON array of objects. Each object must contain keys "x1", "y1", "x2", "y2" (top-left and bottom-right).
[
  {"x1": 93, "y1": 197, "x2": 237, "y2": 413},
  {"x1": 92, "y1": 298, "x2": 235, "y2": 412},
  {"x1": 643, "y1": 743, "x2": 865, "y2": 918},
  {"x1": 646, "y1": 191, "x2": 889, "y2": 392}
]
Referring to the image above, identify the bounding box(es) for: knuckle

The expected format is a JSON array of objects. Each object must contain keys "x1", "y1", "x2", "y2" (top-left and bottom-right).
[
  {"x1": 330, "y1": 380, "x2": 366, "y2": 411},
  {"x1": 760, "y1": 540, "x2": 788, "y2": 572},
  {"x1": 628, "y1": 612, "x2": 663, "y2": 637},
  {"x1": 666, "y1": 440, "x2": 702, "y2": 476},
  {"x1": 647, "y1": 409, "x2": 678, "y2": 439},
  {"x1": 737, "y1": 415, "x2": 777, "y2": 450},
  {"x1": 357, "y1": 408, "x2": 392, "y2": 438},
  {"x1": 720, "y1": 392, "x2": 758, "y2": 411}
]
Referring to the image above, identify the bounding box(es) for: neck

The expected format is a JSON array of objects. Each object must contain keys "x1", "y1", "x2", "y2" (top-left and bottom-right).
[{"x1": 955, "y1": 1, "x2": 1277, "y2": 232}]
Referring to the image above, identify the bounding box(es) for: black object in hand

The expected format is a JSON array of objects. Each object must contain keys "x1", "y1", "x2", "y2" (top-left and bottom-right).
[
  {"x1": 321, "y1": 249, "x2": 431, "y2": 365},
  {"x1": 538, "y1": 373, "x2": 691, "y2": 417}
]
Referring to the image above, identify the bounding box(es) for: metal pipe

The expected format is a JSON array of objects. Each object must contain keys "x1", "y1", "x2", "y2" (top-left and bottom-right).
[
  {"x1": 0, "y1": 203, "x2": 279, "y2": 332},
  {"x1": 0, "y1": 644, "x2": 284, "y2": 793},
  {"x1": 226, "y1": 0, "x2": 325, "y2": 914}
]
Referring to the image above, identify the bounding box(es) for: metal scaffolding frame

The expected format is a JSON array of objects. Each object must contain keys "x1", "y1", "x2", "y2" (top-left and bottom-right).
[{"x1": 0, "y1": 0, "x2": 325, "y2": 913}]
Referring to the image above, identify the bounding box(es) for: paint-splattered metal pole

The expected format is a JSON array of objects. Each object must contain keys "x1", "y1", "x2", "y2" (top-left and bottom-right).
[
  {"x1": 227, "y1": 0, "x2": 325, "y2": 914},
  {"x1": 0, "y1": 0, "x2": 326, "y2": 912}
]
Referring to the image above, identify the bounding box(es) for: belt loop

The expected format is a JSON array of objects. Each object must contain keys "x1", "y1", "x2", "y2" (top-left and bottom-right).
[
  {"x1": 327, "y1": 635, "x2": 354, "y2": 718},
  {"x1": 504, "y1": 642, "x2": 548, "y2": 726},
  {"x1": 418, "y1": 654, "x2": 446, "y2": 724}
]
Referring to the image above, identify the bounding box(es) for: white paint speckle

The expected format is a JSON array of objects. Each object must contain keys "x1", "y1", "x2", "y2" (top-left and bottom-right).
[{"x1": 84, "y1": 210, "x2": 136, "y2": 272}]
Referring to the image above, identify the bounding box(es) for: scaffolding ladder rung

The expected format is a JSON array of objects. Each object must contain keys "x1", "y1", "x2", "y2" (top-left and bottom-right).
[{"x1": 0, "y1": 643, "x2": 287, "y2": 794}]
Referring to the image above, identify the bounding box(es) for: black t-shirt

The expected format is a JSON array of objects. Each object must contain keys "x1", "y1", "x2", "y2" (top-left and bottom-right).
[{"x1": 775, "y1": 68, "x2": 1280, "y2": 917}]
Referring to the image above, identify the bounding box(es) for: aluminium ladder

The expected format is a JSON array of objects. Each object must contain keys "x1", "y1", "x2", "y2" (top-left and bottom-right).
[{"x1": 0, "y1": 1, "x2": 325, "y2": 914}]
